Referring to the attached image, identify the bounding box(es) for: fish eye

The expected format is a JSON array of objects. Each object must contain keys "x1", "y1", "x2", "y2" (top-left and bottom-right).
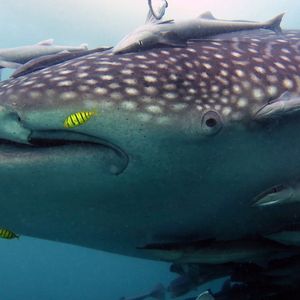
[{"x1": 201, "y1": 110, "x2": 223, "y2": 136}]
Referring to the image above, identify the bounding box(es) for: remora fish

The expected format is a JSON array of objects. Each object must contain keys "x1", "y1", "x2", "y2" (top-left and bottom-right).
[
  {"x1": 1, "y1": 30, "x2": 300, "y2": 260},
  {"x1": 252, "y1": 182, "x2": 300, "y2": 207},
  {"x1": 0, "y1": 39, "x2": 88, "y2": 71},
  {"x1": 11, "y1": 47, "x2": 111, "y2": 78},
  {"x1": 113, "y1": 12, "x2": 283, "y2": 54}
]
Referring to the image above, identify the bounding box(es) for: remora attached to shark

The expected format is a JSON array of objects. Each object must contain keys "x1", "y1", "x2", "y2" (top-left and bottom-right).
[
  {"x1": 113, "y1": 12, "x2": 283, "y2": 54},
  {"x1": 0, "y1": 29, "x2": 300, "y2": 261},
  {"x1": 0, "y1": 39, "x2": 88, "y2": 74}
]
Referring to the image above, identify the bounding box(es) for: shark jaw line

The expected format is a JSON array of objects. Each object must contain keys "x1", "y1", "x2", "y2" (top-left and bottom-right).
[{"x1": 0, "y1": 129, "x2": 129, "y2": 176}]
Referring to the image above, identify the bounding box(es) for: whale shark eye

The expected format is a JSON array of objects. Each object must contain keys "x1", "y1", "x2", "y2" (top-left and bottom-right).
[{"x1": 201, "y1": 110, "x2": 223, "y2": 136}]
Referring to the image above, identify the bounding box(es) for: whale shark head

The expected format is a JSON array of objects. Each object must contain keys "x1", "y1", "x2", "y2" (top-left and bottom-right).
[{"x1": 0, "y1": 29, "x2": 300, "y2": 258}]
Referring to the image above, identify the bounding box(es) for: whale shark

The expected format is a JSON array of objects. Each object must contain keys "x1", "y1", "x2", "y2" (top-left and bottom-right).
[{"x1": 0, "y1": 29, "x2": 300, "y2": 261}]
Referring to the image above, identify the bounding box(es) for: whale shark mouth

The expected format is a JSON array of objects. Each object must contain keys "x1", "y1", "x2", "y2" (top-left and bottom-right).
[{"x1": 0, "y1": 130, "x2": 129, "y2": 176}]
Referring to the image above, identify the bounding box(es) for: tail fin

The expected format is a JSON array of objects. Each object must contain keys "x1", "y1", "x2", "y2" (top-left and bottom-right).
[
  {"x1": 266, "y1": 13, "x2": 284, "y2": 34},
  {"x1": 148, "y1": 284, "x2": 165, "y2": 300}
]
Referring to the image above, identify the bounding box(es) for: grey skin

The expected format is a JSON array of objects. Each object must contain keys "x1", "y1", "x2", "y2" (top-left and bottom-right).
[
  {"x1": 113, "y1": 12, "x2": 283, "y2": 54},
  {"x1": 0, "y1": 39, "x2": 88, "y2": 70},
  {"x1": 1, "y1": 30, "x2": 300, "y2": 262}
]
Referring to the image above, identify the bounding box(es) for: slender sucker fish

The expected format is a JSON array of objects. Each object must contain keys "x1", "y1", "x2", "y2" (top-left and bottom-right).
[
  {"x1": 0, "y1": 39, "x2": 88, "y2": 71},
  {"x1": 11, "y1": 47, "x2": 111, "y2": 78},
  {"x1": 255, "y1": 91, "x2": 300, "y2": 119},
  {"x1": 252, "y1": 183, "x2": 300, "y2": 207},
  {"x1": 0, "y1": 30, "x2": 300, "y2": 262},
  {"x1": 113, "y1": 12, "x2": 283, "y2": 54}
]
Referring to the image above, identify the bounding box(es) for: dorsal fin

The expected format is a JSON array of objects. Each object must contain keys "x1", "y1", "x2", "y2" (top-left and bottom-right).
[
  {"x1": 37, "y1": 39, "x2": 54, "y2": 46},
  {"x1": 158, "y1": 19, "x2": 174, "y2": 25},
  {"x1": 198, "y1": 11, "x2": 216, "y2": 20}
]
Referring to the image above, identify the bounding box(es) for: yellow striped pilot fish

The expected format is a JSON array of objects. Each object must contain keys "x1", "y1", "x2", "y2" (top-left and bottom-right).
[
  {"x1": 0, "y1": 228, "x2": 19, "y2": 239},
  {"x1": 64, "y1": 111, "x2": 97, "y2": 128}
]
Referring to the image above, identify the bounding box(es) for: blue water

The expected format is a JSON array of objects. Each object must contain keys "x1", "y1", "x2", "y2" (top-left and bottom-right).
[{"x1": 1, "y1": 1, "x2": 300, "y2": 299}]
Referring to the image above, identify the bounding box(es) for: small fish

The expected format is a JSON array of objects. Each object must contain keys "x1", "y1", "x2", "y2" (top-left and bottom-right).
[
  {"x1": 0, "y1": 228, "x2": 19, "y2": 239},
  {"x1": 113, "y1": 12, "x2": 284, "y2": 54},
  {"x1": 64, "y1": 111, "x2": 97, "y2": 128}
]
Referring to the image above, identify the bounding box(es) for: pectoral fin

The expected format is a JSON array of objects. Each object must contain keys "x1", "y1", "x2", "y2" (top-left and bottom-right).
[
  {"x1": 159, "y1": 31, "x2": 187, "y2": 47},
  {"x1": 266, "y1": 230, "x2": 300, "y2": 247},
  {"x1": 198, "y1": 11, "x2": 216, "y2": 20}
]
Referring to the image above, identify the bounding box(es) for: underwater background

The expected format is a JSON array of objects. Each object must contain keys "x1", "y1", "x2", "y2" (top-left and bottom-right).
[{"x1": 0, "y1": 0, "x2": 300, "y2": 299}]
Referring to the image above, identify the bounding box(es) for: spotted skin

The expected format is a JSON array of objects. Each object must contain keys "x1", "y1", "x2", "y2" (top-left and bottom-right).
[{"x1": 0, "y1": 30, "x2": 299, "y2": 127}]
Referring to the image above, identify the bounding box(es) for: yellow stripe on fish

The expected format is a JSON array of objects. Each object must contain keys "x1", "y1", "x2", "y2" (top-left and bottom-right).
[
  {"x1": 64, "y1": 111, "x2": 97, "y2": 128},
  {"x1": 0, "y1": 228, "x2": 19, "y2": 239}
]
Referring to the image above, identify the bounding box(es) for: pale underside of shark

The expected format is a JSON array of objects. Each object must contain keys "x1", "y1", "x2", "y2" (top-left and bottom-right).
[{"x1": 0, "y1": 30, "x2": 300, "y2": 263}]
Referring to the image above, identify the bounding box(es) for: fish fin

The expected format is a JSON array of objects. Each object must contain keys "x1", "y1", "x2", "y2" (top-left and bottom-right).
[
  {"x1": 198, "y1": 11, "x2": 216, "y2": 20},
  {"x1": 80, "y1": 43, "x2": 88, "y2": 50},
  {"x1": 158, "y1": 19, "x2": 174, "y2": 25},
  {"x1": 265, "y1": 13, "x2": 284, "y2": 34},
  {"x1": 137, "y1": 238, "x2": 215, "y2": 250},
  {"x1": 0, "y1": 60, "x2": 22, "y2": 69},
  {"x1": 265, "y1": 229, "x2": 300, "y2": 246},
  {"x1": 37, "y1": 38, "x2": 54, "y2": 46}
]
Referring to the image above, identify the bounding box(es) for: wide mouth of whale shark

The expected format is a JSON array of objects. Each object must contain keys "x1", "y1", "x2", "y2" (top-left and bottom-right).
[{"x1": 0, "y1": 129, "x2": 129, "y2": 176}]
